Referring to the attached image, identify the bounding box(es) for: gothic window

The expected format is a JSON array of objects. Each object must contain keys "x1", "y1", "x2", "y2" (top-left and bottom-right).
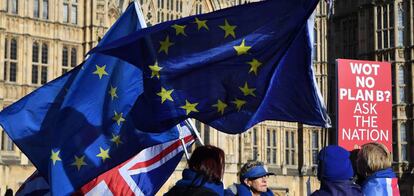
[
  {"x1": 4, "y1": 38, "x2": 18, "y2": 82},
  {"x1": 266, "y1": 129, "x2": 277, "y2": 164},
  {"x1": 62, "y1": 46, "x2": 77, "y2": 74},
  {"x1": 285, "y1": 130, "x2": 296, "y2": 165},
  {"x1": 32, "y1": 42, "x2": 48, "y2": 84},
  {"x1": 63, "y1": 0, "x2": 77, "y2": 24}
]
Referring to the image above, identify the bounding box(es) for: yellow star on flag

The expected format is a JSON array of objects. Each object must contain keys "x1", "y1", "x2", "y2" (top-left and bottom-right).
[
  {"x1": 157, "y1": 87, "x2": 174, "y2": 103},
  {"x1": 239, "y1": 82, "x2": 256, "y2": 97},
  {"x1": 172, "y1": 24, "x2": 187, "y2": 36},
  {"x1": 158, "y1": 35, "x2": 174, "y2": 54},
  {"x1": 180, "y1": 100, "x2": 199, "y2": 115},
  {"x1": 50, "y1": 150, "x2": 61, "y2": 165},
  {"x1": 96, "y1": 147, "x2": 110, "y2": 162},
  {"x1": 212, "y1": 99, "x2": 228, "y2": 115},
  {"x1": 111, "y1": 133, "x2": 123, "y2": 147},
  {"x1": 232, "y1": 98, "x2": 246, "y2": 111},
  {"x1": 108, "y1": 85, "x2": 118, "y2": 100},
  {"x1": 193, "y1": 18, "x2": 209, "y2": 30},
  {"x1": 247, "y1": 59, "x2": 262, "y2": 75},
  {"x1": 149, "y1": 62, "x2": 162, "y2": 79},
  {"x1": 219, "y1": 19, "x2": 237, "y2": 38},
  {"x1": 112, "y1": 111, "x2": 125, "y2": 126},
  {"x1": 71, "y1": 155, "x2": 87, "y2": 171},
  {"x1": 93, "y1": 65, "x2": 109, "y2": 79},
  {"x1": 234, "y1": 39, "x2": 251, "y2": 56}
]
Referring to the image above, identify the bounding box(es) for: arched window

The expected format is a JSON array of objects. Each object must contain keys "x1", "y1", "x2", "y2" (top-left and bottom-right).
[
  {"x1": 4, "y1": 38, "x2": 18, "y2": 82},
  {"x1": 32, "y1": 42, "x2": 48, "y2": 84}
]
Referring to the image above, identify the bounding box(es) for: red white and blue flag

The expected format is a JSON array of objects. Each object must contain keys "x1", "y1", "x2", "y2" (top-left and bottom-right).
[{"x1": 17, "y1": 127, "x2": 195, "y2": 196}]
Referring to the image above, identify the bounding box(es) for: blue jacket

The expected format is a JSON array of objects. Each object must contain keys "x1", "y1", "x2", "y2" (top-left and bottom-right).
[
  {"x1": 362, "y1": 168, "x2": 400, "y2": 196},
  {"x1": 311, "y1": 180, "x2": 362, "y2": 196},
  {"x1": 225, "y1": 183, "x2": 274, "y2": 196},
  {"x1": 165, "y1": 169, "x2": 224, "y2": 196}
]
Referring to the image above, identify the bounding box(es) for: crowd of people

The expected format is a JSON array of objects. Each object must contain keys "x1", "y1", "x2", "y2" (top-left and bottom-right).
[{"x1": 165, "y1": 142, "x2": 400, "y2": 196}]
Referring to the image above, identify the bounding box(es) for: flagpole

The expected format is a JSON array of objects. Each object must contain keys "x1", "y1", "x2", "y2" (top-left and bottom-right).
[
  {"x1": 176, "y1": 124, "x2": 191, "y2": 160},
  {"x1": 185, "y1": 119, "x2": 204, "y2": 146}
]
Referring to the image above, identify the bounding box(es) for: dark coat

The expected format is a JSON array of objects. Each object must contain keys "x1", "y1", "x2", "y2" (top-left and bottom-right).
[
  {"x1": 311, "y1": 180, "x2": 363, "y2": 196},
  {"x1": 224, "y1": 183, "x2": 274, "y2": 196},
  {"x1": 164, "y1": 169, "x2": 224, "y2": 196}
]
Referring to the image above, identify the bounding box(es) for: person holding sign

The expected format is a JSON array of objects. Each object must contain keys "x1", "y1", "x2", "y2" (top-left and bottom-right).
[
  {"x1": 356, "y1": 142, "x2": 400, "y2": 196},
  {"x1": 311, "y1": 145, "x2": 362, "y2": 196}
]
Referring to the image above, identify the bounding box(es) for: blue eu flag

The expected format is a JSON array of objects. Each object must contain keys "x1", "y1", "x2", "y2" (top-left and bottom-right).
[
  {"x1": 0, "y1": 3, "x2": 181, "y2": 195},
  {"x1": 91, "y1": 0, "x2": 331, "y2": 134}
]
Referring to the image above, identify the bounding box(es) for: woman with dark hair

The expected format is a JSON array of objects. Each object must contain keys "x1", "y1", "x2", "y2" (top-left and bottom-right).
[{"x1": 165, "y1": 145, "x2": 225, "y2": 196}]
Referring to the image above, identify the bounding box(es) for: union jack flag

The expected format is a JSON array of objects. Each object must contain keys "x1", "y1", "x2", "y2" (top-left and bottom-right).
[{"x1": 17, "y1": 126, "x2": 195, "y2": 196}]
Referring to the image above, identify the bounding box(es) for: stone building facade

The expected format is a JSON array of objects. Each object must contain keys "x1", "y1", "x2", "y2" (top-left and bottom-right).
[
  {"x1": 328, "y1": 0, "x2": 414, "y2": 194},
  {"x1": 1, "y1": 0, "x2": 411, "y2": 196}
]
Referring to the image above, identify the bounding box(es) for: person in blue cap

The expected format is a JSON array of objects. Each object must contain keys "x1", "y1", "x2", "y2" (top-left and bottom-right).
[
  {"x1": 311, "y1": 145, "x2": 362, "y2": 196},
  {"x1": 225, "y1": 161, "x2": 274, "y2": 196}
]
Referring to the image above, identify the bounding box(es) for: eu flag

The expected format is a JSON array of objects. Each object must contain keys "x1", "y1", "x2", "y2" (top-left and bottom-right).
[
  {"x1": 91, "y1": 0, "x2": 331, "y2": 134},
  {"x1": 0, "y1": 3, "x2": 181, "y2": 195}
]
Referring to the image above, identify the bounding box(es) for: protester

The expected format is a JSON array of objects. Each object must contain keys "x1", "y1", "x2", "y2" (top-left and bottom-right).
[
  {"x1": 225, "y1": 161, "x2": 274, "y2": 196},
  {"x1": 311, "y1": 145, "x2": 362, "y2": 196},
  {"x1": 164, "y1": 145, "x2": 225, "y2": 196},
  {"x1": 357, "y1": 142, "x2": 400, "y2": 196}
]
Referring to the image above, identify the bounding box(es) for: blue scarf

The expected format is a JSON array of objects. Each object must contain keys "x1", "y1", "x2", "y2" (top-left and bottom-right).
[
  {"x1": 236, "y1": 183, "x2": 274, "y2": 196},
  {"x1": 175, "y1": 169, "x2": 224, "y2": 196}
]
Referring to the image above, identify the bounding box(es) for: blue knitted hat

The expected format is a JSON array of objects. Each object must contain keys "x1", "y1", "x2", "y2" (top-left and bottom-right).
[{"x1": 318, "y1": 145, "x2": 353, "y2": 181}]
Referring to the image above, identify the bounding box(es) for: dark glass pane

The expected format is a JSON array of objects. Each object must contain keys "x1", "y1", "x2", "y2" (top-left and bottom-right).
[
  {"x1": 63, "y1": 4, "x2": 68, "y2": 22},
  {"x1": 272, "y1": 130, "x2": 276, "y2": 147},
  {"x1": 12, "y1": 0, "x2": 18, "y2": 14},
  {"x1": 34, "y1": 0, "x2": 39, "y2": 18},
  {"x1": 267, "y1": 148, "x2": 271, "y2": 163},
  {"x1": 400, "y1": 123, "x2": 406, "y2": 141},
  {"x1": 41, "y1": 66, "x2": 47, "y2": 84},
  {"x1": 62, "y1": 68, "x2": 68, "y2": 75},
  {"x1": 10, "y1": 39, "x2": 17, "y2": 60},
  {"x1": 71, "y1": 5, "x2": 77, "y2": 24},
  {"x1": 312, "y1": 150, "x2": 318, "y2": 164},
  {"x1": 69, "y1": 47, "x2": 75, "y2": 64},
  {"x1": 253, "y1": 128, "x2": 257, "y2": 145},
  {"x1": 377, "y1": 6, "x2": 381, "y2": 29},
  {"x1": 285, "y1": 131, "x2": 289, "y2": 148},
  {"x1": 272, "y1": 149, "x2": 276, "y2": 163},
  {"x1": 62, "y1": 47, "x2": 68, "y2": 66},
  {"x1": 32, "y1": 65, "x2": 38, "y2": 84},
  {"x1": 401, "y1": 144, "x2": 407, "y2": 161},
  {"x1": 253, "y1": 147, "x2": 258, "y2": 160},
  {"x1": 43, "y1": 0, "x2": 48, "y2": 19},
  {"x1": 4, "y1": 38, "x2": 7, "y2": 58},
  {"x1": 10, "y1": 62, "x2": 17, "y2": 82},
  {"x1": 32, "y1": 42, "x2": 39, "y2": 62},
  {"x1": 42, "y1": 44, "x2": 48, "y2": 64}
]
